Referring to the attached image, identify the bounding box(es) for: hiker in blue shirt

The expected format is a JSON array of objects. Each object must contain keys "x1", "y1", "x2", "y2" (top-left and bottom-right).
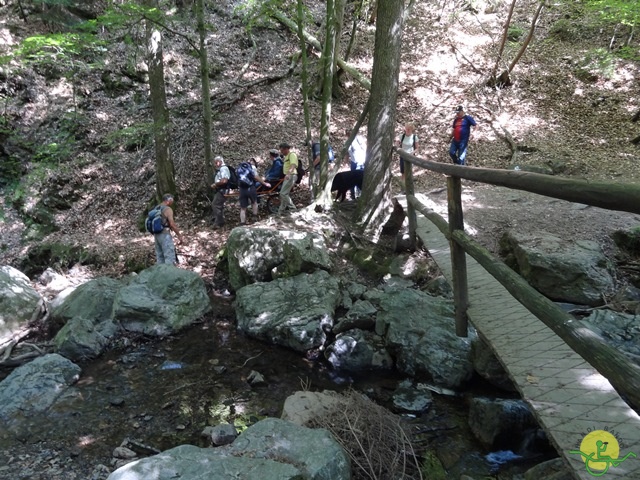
[
  {"x1": 264, "y1": 149, "x2": 284, "y2": 183},
  {"x1": 449, "y1": 105, "x2": 477, "y2": 165}
]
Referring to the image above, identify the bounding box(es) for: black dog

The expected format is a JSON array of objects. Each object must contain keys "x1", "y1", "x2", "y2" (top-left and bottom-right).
[{"x1": 331, "y1": 170, "x2": 364, "y2": 202}]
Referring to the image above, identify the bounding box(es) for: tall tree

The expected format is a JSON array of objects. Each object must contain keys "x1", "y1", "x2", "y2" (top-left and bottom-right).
[
  {"x1": 196, "y1": 0, "x2": 214, "y2": 183},
  {"x1": 357, "y1": 0, "x2": 405, "y2": 236},
  {"x1": 143, "y1": 1, "x2": 175, "y2": 200},
  {"x1": 315, "y1": 0, "x2": 341, "y2": 206}
]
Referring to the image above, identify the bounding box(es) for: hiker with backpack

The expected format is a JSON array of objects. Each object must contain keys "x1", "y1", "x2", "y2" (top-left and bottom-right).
[
  {"x1": 398, "y1": 122, "x2": 419, "y2": 181},
  {"x1": 148, "y1": 193, "x2": 184, "y2": 265},
  {"x1": 278, "y1": 142, "x2": 299, "y2": 214},
  {"x1": 211, "y1": 155, "x2": 231, "y2": 229},
  {"x1": 236, "y1": 160, "x2": 270, "y2": 225}
]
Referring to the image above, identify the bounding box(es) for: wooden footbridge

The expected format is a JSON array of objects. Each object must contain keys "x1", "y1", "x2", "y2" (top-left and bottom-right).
[{"x1": 397, "y1": 150, "x2": 640, "y2": 480}]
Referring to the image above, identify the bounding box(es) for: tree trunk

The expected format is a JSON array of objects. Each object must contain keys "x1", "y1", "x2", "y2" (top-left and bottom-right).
[
  {"x1": 487, "y1": 0, "x2": 516, "y2": 86},
  {"x1": 197, "y1": 0, "x2": 214, "y2": 184},
  {"x1": 315, "y1": 0, "x2": 342, "y2": 207},
  {"x1": 297, "y1": 0, "x2": 313, "y2": 199},
  {"x1": 144, "y1": 1, "x2": 175, "y2": 201},
  {"x1": 357, "y1": 0, "x2": 405, "y2": 236},
  {"x1": 271, "y1": 9, "x2": 371, "y2": 91}
]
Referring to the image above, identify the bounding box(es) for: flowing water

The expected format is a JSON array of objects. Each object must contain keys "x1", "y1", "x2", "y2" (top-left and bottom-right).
[{"x1": 0, "y1": 308, "x2": 556, "y2": 479}]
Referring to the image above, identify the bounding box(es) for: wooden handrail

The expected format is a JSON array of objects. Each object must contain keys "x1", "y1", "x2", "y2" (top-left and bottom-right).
[
  {"x1": 398, "y1": 148, "x2": 640, "y2": 409},
  {"x1": 395, "y1": 148, "x2": 640, "y2": 215}
]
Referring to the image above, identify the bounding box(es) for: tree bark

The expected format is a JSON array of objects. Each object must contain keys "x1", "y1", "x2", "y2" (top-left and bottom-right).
[
  {"x1": 296, "y1": 0, "x2": 313, "y2": 198},
  {"x1": 197, "y1": 0, "x2": 214, "y2": 184},
  {"x1": 315, "y1": 0, "x2": 340, "y2": 207},
  {"x1": 271, "y1": 9, "x2": 371, "y2": 91},
  {"x1": 488, "y1": 0, "x2": 516, "y2": 86},
  {"x1": 144, "y1": 1, "x2": 175, "y2": 201},
  {"x1": 357, "y1": 0, "x2": 405, "y2": 237}
]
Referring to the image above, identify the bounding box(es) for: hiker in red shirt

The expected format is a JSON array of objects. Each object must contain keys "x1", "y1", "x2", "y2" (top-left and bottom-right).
[{"x1": 449, "y1": 105, "x2": 477, "y2": 165}]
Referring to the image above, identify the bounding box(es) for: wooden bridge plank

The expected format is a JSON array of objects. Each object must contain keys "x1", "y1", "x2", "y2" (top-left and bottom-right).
[{"x1": 398, "y1": 195, "x2": 640, "y2": 480}]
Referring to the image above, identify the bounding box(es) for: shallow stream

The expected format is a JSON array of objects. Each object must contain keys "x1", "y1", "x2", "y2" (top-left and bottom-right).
[{"x1": 0, "y1": 305, "x2": 555, "y2": 479}]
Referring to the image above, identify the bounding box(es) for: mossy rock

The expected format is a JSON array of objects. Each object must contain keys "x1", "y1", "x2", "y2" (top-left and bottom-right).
[
  {"x1": 19, "y1": 242, "x2": 98, "y2": 277},
  {"x1": 612, "y1": 227, "x2": 640, "y2": 256}
]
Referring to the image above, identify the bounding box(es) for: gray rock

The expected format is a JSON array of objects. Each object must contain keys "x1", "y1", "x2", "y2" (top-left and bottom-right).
[
  {"x1": 0, "y1": 353, "x2": 81, "y2": 427},
  {"x1": 107, "y1": 444, "x2": 304, "y2": 480},
  {"x1": 333, "y1": 299, "x2": 377, "y2": 334},
  {"x1": 51, "y1": 276, "x2": 123, "y2": 360},
  {"x1": 227, "y1": 227, "x2": 332, "y2": 291},
  {"x1": 210, "y1": 423, "x2": 238, "y2": 446},
  {"x1": 500, "y1": 231, "x2": 615, "y2": 306},
  {"x1": 378, "y1": 288, "x2": 474, "y2": 388},
  {"x1": 470, "y1": 337, "x2": 516, "y2": 392},
  {"x1": 524, "y1": 457, "x2": 573, "y2": 480},
  {"x1": 216, "y1": 418, "x2": 351, "y2": 480},
  {"x1": 235, "y1": 270, "x2": 341, "y2": 352},
  {"x1": 392, "y1": 383, "x2": 434, "y2": 413},
  {"x1": 0, "y1": 265, "x2": 44, "y2": 344},
  {"x1": 468, "y1": 397, "x2": 538, "y2": 449},
  {"x1": 325, "y1": 329, "x2": 393, "y2": 371},
  {"x1": 281, "y1": 390, "x2": 344, "y2": 426},
  {"x1": 113, "y1": 265, "x2": 211, "y2": 336}
]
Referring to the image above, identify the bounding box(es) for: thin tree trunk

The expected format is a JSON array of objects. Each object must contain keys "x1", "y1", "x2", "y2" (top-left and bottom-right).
[
  {"x1": 197, "y1": 0, "x2": 214, "y2": 184},
  {"x1": 488, "y1": 0, "x2": 517, "y2": 84},
  {"x1": 357, "y1": 0, "x2": 405, "y2": 236},
  {"x1": 297, "y1": 0, "x2": 313, "y2": 198},
  {"x1": 144, "y1": 1, "x2": 175, "y2": 201},
  {"x1": 316, "y1": 0, "x2": 337, "y2": 208},
  {"x1": 507, "y1": 1, "x2": 545, "y2": 74}
]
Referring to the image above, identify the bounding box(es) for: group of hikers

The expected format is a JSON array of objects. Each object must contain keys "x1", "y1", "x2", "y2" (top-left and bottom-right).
[{"x1": 150, "y1": 105, "x2": 477, "y2": 265}]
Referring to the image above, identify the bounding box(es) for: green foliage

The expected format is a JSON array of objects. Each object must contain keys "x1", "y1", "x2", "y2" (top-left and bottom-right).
[
  {"x1": 33, "y1": 141, "x2": 74, "y2": 164},
  {"x1": 586, "y1": 0, "x2": 639, "y2": 27},
  {"x1": 420, "y1": 450, "x2": 447, "y2": 480},
  {"x1": 575, "y1": 47, "x2": 615, "y2": 81},
  {"x1": 548, "y1": 18, "x2": 582, "y2": 42},
  {"x1": 507, "y1": 25, "x2": 525, "y2": 42},
  {"x1": 101, "y1": 123, "x2": 154, "y2": 152},
  {"x1": 616, "y1": 45, "x2": 640, "y2": 61}
]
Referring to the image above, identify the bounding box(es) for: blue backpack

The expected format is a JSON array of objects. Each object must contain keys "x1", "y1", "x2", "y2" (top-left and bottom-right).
[
  {"x1": 236, "y1": 161, "x2": 255, "y2": 188},
  {"x1": 145, "y1": 205, "x2": 166, "y2": 234}
]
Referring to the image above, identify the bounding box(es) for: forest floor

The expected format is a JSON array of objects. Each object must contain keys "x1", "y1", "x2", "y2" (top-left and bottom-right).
[{"x1": 0, "y1": 0, "x2": 639, "y2": 478}]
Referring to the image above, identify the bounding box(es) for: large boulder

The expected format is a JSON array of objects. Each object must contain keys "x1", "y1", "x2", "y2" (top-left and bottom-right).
[
  {"x1": 113, "y1": 265, "x2": 211, "y2": 336},
  {"x1": 0, "y1": 266, "x2": 44, "y2": 345},
  {"x1": 0, "y1": 353, "x2": 81, "y2": 428},
  {"x1": 226, "y1": 227, "x2": 333, "y2": 291},
  {"x1": 235, "y1": 270, "x2": 341, "y2": 352},
  {"x1": 107, "y1": 444, "x2": 303, "y2": 480},
  {"x1": 51, "y1": 276, "x2": 122, "y2": 360},
  {"x1": 107, "y1": 418, "x2": 350, "y2": 480},
  {"x1": 377, "y1": 288, "x2": 474, "y2": 388},
  {"x1": 499, "y1": 231, "x2": 615, "y2": 306}
]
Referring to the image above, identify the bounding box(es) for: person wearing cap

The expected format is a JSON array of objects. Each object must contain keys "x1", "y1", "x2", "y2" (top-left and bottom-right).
[
  {"x1": 211, "y1": 155, "x2": 230, "y2": 228},
  {"x1": 154, "y1": 193, "x2": 184, "y2": 265},
  {"x1": 449, "y1": 106, "x2": 477, "y2": 165},
  {"x1": 398, "y1": 122, "x2": 418, "y2": 181},
  {"x1": 278, "y1": 142, "x2": 298, "y2": 214},
  {"x1": 264, "y1": 149, "x2": 284, "y2": 183}
]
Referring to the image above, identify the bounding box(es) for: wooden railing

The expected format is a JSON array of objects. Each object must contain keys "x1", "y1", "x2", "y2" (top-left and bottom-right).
[{"x1": 395, "y1": 147, "x2": 640, "y2": 409}]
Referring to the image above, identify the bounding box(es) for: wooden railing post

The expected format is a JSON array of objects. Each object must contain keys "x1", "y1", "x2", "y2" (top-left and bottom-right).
[
  {"x1": 405, "y1": 160, "x2": 417, "y2": 250},
  {"x1": 447, "y1": 175, "x2": 469, "y2": 337}
]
